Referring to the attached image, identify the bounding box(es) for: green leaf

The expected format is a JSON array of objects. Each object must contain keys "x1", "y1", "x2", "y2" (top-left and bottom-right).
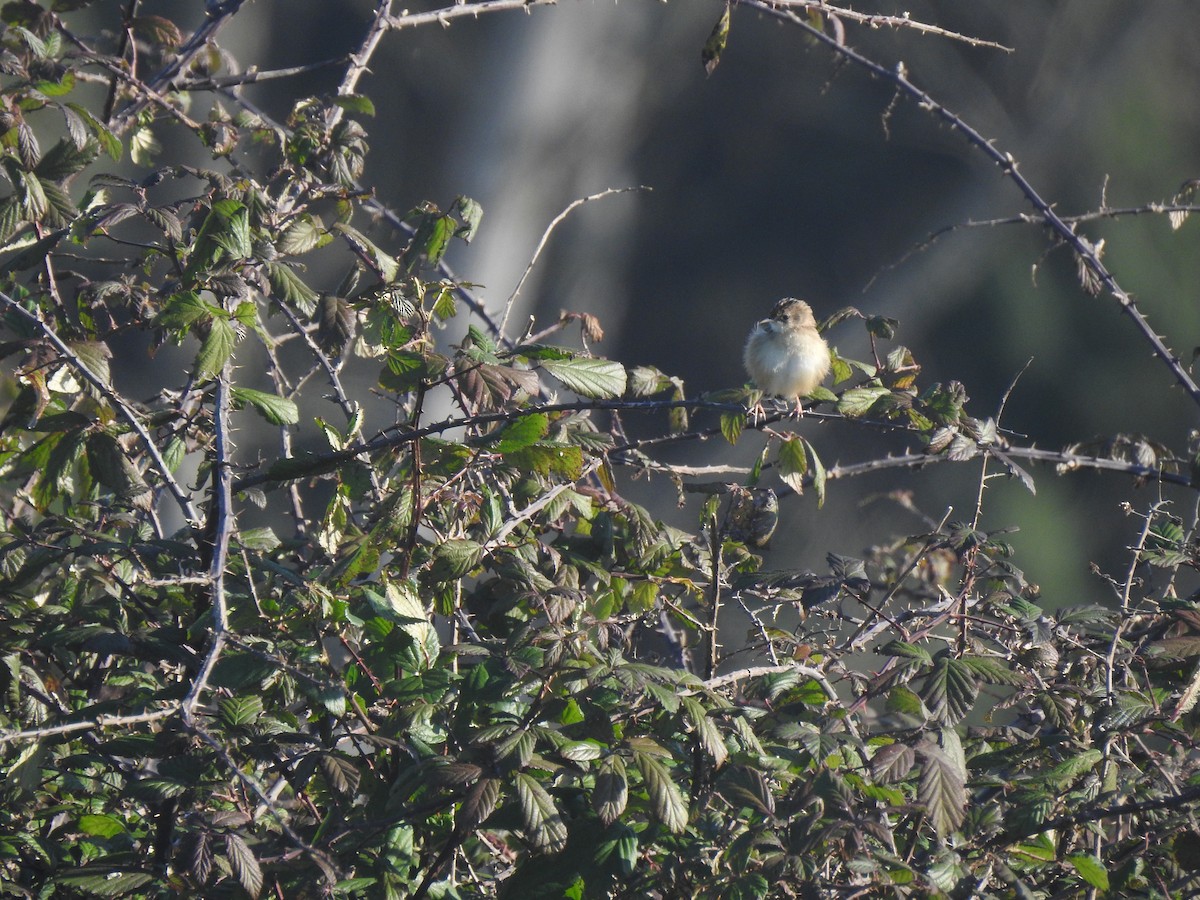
[
  {"x1": 225, "y1": 832, "x2": 263, "y2": 898},
  {"x1": 333, "y1": 94, "x2": 376, "y2": 117},
  {"x1": 594, "y1": 755, "x2": 628, "y2": 825},
  {"x1": 69, "y1": 340, "x2": 111, "y2": 390},
  {"x1": 278, "y1": 213, "x2": 329, "y2": 255},
  {"x1": 156, "y1": 291, "x2": 212, "y2": 332},
  {"x1": 805, "y1": 438, "x2": 827, "y2": 508},
  {"x1": 77, "y1": 814, "x2": 126, "y2": 838},
  {"x1": 541, "y1": 357, "x2": 627, "y2": 399},
  {"x1": 627, "y1": 365, "x2": 672, "y2": 397},
  {"x1": 514, "y1": 772, "x2": 569, "y2": 853},
  {"x1": 635, "y1": 751, "x2": 687, "y2": 833},
  {"x1": 218, "y1": 694, "x2": 263, "y2": 728},
  {"x1": 836, "y1": 385, "x2": 891, "y2": 417},
  {"x1": 682, "y1": 697, "x2": 727, "y2": 767},
  {"x1": 720, "y1": 411, "x2": 743, "y2": 446},
  {"x1": 917, "y1": 740, "x2": 966, "y2": 838},
  {"x1": 777, "y1": 436, "x2": 807, "y2": 494},
  {"x1": 195, "y1": 317, "x2": 236, "y2": 380},
  {"x1": 231, "y1": 387, "x2": 299, "y2": 425},
  {"x1": 67, "y1": 102, "x2": 121, "y2": 160},
  {"x1": 266, "y1": 261, "x2": 319, "y2": 315},
  {"x1": 453, "y1": 195, "x2": 483, "y2": 243},
  {"x1": 505, "y1": 443, "x2": 583, "y2": 479},
  {"x1": 494, "y1": 412, "x2": 548, "y2": 453},
  {"x1": 130, "y1": 125, "x2": 161, "y2": 166},
  {"x1": 1043, "y1": 749, "x2": 1103, "y2": 789},
  {"x1": 334, "y1": 223, "x2": 399, "y2": 283},
  {"x1": 921, "y1": 654, "x2": 978, "y2": 724},
  {"x1": 561, "y1": 741, "x2": 604, "y2": 762},
  {"x1": 702, "y1": 2, "x2": 731, "y2": 77},
  {"x1": 1066, "y1": 854, "x2": 1109, "y2": 891},
  {"x1": 428, "y1": 539, "x2": 484, "y2": 581}
]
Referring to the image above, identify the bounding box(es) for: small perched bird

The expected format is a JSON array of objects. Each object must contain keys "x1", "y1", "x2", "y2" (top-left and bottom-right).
[{"x1": 743, "y1": 298, "x2": 830, "y2": 419}]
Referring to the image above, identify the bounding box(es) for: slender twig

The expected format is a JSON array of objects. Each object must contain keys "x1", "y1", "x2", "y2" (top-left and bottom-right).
[
  {"x1": 384, "y1": 0, "x2": 559, "y2": 33},
  {"x1": 0, "y1": 290, "x2": 200, "y2": 525},
  {"x1": 765, "y1": 0, "x2": 1013, "y2": 51},
  {"x1": 868, "y1": 204, "x2": 1200, "y2": 291},
  {"x1": 330, "y1": 0, "x2": 394, "y2": 128},
  {"x1": 706, "y1": 513, "x2": 722, "y2": 681},
  {"x1": 181, "y1": 367, "x2": 235, "y2": 722},
  {"x1": 178, "y1": 57, "x2": 349, "y2": 91},
  {"x1": 498, "y1": 186, "x2": 649, "y2": 339},
  {"x1": 0, "y1": 707, "x2": 178, "y2": 747}
]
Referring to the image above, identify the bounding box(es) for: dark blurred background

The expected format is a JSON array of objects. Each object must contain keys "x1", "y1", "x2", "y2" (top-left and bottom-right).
[{"x1": 132, "y1": 1, "x2": 1200, "y2": 605}]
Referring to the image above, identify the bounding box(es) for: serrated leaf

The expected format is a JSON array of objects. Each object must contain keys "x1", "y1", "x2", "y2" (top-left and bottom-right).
[
  {"x1": 156, "y1": 291, "x2": 211, "y2": 331},
  {"x1": 68, "y1": 340, "x2": 111, "y2": 390},
  {"x1": 541, "y1": 357, "x2": 627, "y2": 399},
  {"x1": 231, "y1": 387, "x2": 299, "y2": 425},
  {"x1": 453, "y1": 195, "x2": 483, "y2": 243},
  {"x1": 881, "y1": 641, "x2": 934, "y2": 664},
  {"x1": 1043, "y1": 749, "x2": 1103, "y2": 788},
  {"x1": 278, "y1": 214, "x2": 328, "y2": 255},
  {"x1": 195, "y1": 317, "x2": 236, "y2": 380},
  {"x1": 922, "y1": 655, "x2": 978, "y2": 724},
  {"x1": 225, "y1": 832, "x2": 263, "y2": 898},
  {"x1": 494, "y1": 413, "x2": 548, "y2": 453},
  {"x1": 368, "y1": 581, "x2": 440, "y2": 670},
  {"x1": 67, "y1": 102, "x2": 121, "y2": 160},
  {"x1": 218, "y1": 694, "x2": 263, "y2": 728},
  {"x1": 333, "y1": 94, "x2": 376, "y2": 117},
  {"x1": 514, "y1": 772, "x2": 568, "y2": 853},
  {"x1": 627, "y1": 365, "x2": 672, "y2": 397},
  {"x1": 836, "y1": 385, "x2": 891, "y2": 417},
  {"x1": 917, "y1": 740, "x2": 965, "y2": 837},
  {"x1": 595, "y1": 755, "x2": 628, "y2": 825},
  {"x1": 1066, "y1": 853, "x2": 1109, "y2": 891},
  {"x1": 635, "y1": 751, "x2": 687, "y2": 833},
  {"x1": 334, "y1": 223, "x2": 399, "y2": 283},
  {"x1": 458, "y1": 777, "x2": 501, "y2": 832},
  {"x1": 560, "y1": 741, "x2": 604, "y2": 762},
  {"x1": 720, "y1": 411, "x2": 743, "y2": 446},
  {"x1": 319, "y1": 752, "x2": 362, "y2": 797},
  {"x1": 777, "y1": 435, "x2": 807, "y2": 494},
  {"x1": 505, "y1": 443, "x2": 583, "y2": 479},
  {"x1": 266, "y1": 261, "x2": 319, "y2": 315},
  {"x1": 960, "y1": 655, "x2": 1025, "y2": 686},
  {"x1": 682, "y1": 697, "x2": 727, "y2": 767},
  {"x1": 428, "y1": 538, "x2": 484, "y2": 581},
  {"x1": 870, "y1": 742, "x2": 915, "y2": 783}
]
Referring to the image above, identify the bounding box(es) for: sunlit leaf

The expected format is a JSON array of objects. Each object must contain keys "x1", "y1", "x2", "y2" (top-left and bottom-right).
[
  {"x1": 231, "y1": 387, "x2": 299, "y2": 426},
  {"x1": 541, "y1": 357, "x2": 627, "y2": 399}
]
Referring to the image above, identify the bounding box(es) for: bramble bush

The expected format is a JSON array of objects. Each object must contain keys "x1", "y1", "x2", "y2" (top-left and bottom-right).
[{"x1": 1, "y1": 2, "x2": 1200, "y2": 898}]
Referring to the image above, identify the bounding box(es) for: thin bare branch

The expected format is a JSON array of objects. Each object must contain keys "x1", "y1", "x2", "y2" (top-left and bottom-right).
[
  {"x1": 766, "y1": 0, "x2": 1013, "y2": 51},
  {"x1": 384, "y1": 0, "x2": 559, "y2": 33},
  {"x1": 499, "y1": 186, "x2": 649, "y2": 340}
]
